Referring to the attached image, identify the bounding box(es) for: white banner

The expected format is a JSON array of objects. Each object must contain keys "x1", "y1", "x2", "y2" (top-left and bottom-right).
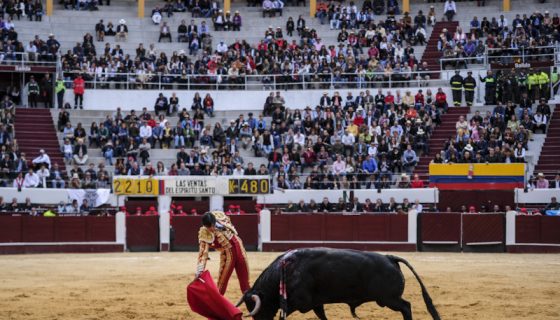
[
  {"x1": 67, "y1": 189, "x2": 111, "y2": 207},
  {"x1": 163, "y1": 177, "x2": 224, "y2": 196}
]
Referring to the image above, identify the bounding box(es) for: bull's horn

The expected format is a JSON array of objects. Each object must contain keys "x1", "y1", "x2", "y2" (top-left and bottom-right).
[
  {"x1": 247, "y1": 294, "x2": 261, "y2": 317},
  {"x1": 235, "y1": 297, "x2": 244, "y2": 308}
]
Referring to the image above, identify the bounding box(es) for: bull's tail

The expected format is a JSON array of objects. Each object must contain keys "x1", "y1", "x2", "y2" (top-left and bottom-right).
[{"x1": 387, "y1": 255, "x2": 441, "y2": 320}]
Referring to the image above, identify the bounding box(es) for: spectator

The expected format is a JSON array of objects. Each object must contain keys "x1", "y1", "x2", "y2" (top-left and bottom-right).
[
  {"x1": 23, "y1": 169, "x2": 39, "y2": 188},
  {"x1": 32, "y1": 149, "x2": 51, "y2": 169},
  {"x1": 159, "y1": 22, "x2": 172, "y2": 42},
  {"x1": 116, "y1": 19, "x2": 128, "y2": 41},
  {"x1": 536, "y1": 173, "x2": 549, "y2": 189},
  {"x1": 443, "y1": 0, "x2": 456, "y2": 22},
  {"x1": 73, "y1": 139, "x2": 88, "y2": 165}
]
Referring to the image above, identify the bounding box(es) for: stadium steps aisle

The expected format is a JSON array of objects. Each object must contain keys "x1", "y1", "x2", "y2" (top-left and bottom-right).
[
  {"x1": 413, "y1": 106, "x2": 470, "y2": 181},
  {"x1": 533, "y1": 106, "x2": 560, "y2": 180},
  {"x1": 419, "y1": 21, "x2": 459, "y2": 79},
  {"x1": 15, "y1": 108, "x2": 66, "y2": 173}
]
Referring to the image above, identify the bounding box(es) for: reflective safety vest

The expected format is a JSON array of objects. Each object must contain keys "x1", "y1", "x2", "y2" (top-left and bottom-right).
[
  {"x1": 55, "y1": 80, "x2": 65, "y2": 93},
  {"x1": 538, "y1": 72, "x2": 549, "y2": 86},
  {"x1": 527, "y1": 74, "x2": 537, "y2": 90}
]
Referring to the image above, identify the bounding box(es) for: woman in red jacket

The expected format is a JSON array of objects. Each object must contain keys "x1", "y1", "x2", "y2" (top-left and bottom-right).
[{"x1": 73, "y1": 74, "x2": 85, "y2": 109}]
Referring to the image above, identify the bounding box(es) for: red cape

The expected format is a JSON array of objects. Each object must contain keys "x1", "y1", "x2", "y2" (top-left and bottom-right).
[{"x1": 186, "y1": 270, "x2": 243, "y2": 320}]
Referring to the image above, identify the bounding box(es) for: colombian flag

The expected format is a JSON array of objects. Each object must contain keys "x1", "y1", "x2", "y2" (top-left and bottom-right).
[{"x1": 429, "y1": 163, "x2": 525, "y2": 190}]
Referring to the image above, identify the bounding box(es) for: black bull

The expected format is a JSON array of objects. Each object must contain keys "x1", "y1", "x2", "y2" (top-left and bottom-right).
[{"x1": 239, "y1": 248, "x2": 440, "y2": 320}]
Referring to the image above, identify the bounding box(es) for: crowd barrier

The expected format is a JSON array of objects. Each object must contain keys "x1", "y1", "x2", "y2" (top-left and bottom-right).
[
  {"x1": 0, "y1": 212, "x2": 558, "y2": 254},
  {"x1": 0, "y1": 215, "x2": 125, "y2": 254}
]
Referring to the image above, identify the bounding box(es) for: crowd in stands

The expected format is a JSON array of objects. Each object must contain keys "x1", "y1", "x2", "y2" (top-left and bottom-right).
[
  {"x1": 429, "y1": 87, "x2": 553, "y2": 166},
  {"x1": 441, "y1": 9, "x2": 559, "y2": 68},
  {"x1": 0, "y1": 195, "x2": 115, "y2": 215},
  {"x1": 53, "y1": 0, "x2": 445, "y2": 90},
  {"x1": 1, "y1": 0, "x2": 44, "y2": 21},
  {"x1": 283, "y1": 196, "x2": 429, "y2": 214}
]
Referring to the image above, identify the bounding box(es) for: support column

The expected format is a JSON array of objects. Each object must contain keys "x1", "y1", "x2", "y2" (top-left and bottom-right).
[
  {"x1": 503, "y1": 0, "x2": 510, "y2": 12},
  {"x1": 209, "y1": 195, "x2": 224, "y2": 211},
  {"x1": 158, "y1": 196, "x2": 172, "y2": 252},
  {"x1": 138, "y1": 0, "x2": 145, "y2": 18},
  {"x1": 258, "y1": 209, "x2": 271, "y2": 251},
  {"x1": 402, "y1": 0, "x2": 410, "y2": 13},
  {"x1": 46, "y1": 0, "x2": 53, "y2": 16},
  {"x1": 224, "y1": 0, "x2": 231, "y2": 15},
  {"x1": 309, "y1": 0, "x2": 316, "y2": 18}
]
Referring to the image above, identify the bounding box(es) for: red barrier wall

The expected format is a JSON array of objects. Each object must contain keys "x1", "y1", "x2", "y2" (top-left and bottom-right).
[
  {"x1": 438, "y1": 190, "x2": 514, "y2": 212},
  {"x1": 516, "y1": 216, "x2": 560, "y2": 244},
  {"x1": 0, "y1": 216, "x2": 120, "y2": 254},
  {"x1": 171, "y1": 215, "x2": 259, "y2": 251},
  {"x1": 462, "y1": 214, "x2": 505, "y2": 245},
  {"x1": 126, "y1": 216, "x2": 160, "y2": 251},
  {"x1": 420, "y1": 213, "x2": 461, "y2": 244},
  {"x1": 270, "y1": 214, "x2": 408, "y2": 242},
  {"x1": 0, "y1": 216, "x2": 116, "y2": 243}
]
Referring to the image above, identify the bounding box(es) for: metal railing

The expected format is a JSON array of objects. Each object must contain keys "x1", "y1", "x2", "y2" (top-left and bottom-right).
[
  {"x1": 0, "y1": 52, "x2": 60, "y2": 68},
  {"x1": 438, "y1": 45, "x2": 559, "y2": 70},
  {"x1": 60, "y1": 70, "x2": 448, "y2": 91}
]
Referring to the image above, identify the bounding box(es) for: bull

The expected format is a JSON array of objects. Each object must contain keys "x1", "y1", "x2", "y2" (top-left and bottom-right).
[{"x1": 238, "y1": 248, "x2": 440, "y2": 320}]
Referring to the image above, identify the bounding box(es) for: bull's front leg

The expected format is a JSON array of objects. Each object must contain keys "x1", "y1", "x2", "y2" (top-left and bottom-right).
[{"x1": 312, "y1": 305, "x2": 328, "y2": 320}]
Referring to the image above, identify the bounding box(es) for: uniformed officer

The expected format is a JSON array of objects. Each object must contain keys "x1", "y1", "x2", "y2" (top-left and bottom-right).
[
  {"x1": 527, "y1": 72, "x2": 539, "y2": 101},
  {"x1": 450, "y1": 70, "x2": 463, "y2": 107},
  {"x1": 538, "y1": 70, "x2": 550, "y2": 101},
  {"x1": 463, "y1": 71, "x2": 476, "y2": 107},
  {"x1": 55, "y1": 76, "x2": 66, "y2": 109},
  {"x1": 479, "y1": 70, "x2": 496, "y2": 105}
]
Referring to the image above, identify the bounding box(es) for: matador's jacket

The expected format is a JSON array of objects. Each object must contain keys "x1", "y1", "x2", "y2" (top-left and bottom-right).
[{"x1": 196, "y1": 211, "x2": 250, "y2": 295}]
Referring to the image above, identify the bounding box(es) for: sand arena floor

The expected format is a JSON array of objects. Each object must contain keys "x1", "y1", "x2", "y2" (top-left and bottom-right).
[{"x1": 0, "y1": 252, "x2": 559, "y2": 319}]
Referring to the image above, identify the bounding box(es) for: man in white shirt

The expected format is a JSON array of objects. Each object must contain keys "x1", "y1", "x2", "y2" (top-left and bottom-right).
[
  {"x1": 32, "y1": 149, "x2": 51, "y2": 170},
  {"x1": 23, "y1": 169, "x2": 40, "y2": 188},
  {"x1": 341, "y1": 129, "x2": 355, "y2": 156},
  {"x1": 25, "y1": 41, "x2": 37, "y2": 61},
  {"x1": 533, "y1": 111, "x2": 548, "y2": 133},
  {"x1": 139, "y1": 122, "x2": 153, "y2": 142},
  {"x1": 331, "y1": 155, "x2": 346, "y2": 175},
  {"x1": 36, "y1": 165, "x2": 50, "y2": 188},
  {"x1": 444, "y1": 0, "x2": 456, "y2": 21},
  {"x1": 232, "y1": 163, "x2": 245, "y2": 176},
  {"x1": 216, "y1": 40, "x2": 228, "y2": 53}
]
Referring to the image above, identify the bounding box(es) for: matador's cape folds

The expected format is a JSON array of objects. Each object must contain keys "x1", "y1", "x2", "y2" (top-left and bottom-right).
[{"x1": 186, "y1": 270, "x2": 243, "y2": 320}]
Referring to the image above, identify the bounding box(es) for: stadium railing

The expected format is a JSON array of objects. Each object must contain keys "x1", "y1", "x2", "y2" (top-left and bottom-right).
[{"x1": 60, "y1": 70, "x2": 448, "y2": 91}]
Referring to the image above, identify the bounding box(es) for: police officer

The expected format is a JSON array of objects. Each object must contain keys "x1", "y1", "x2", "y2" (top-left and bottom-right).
[
  {"x1": 55, "y1": 76, "x2": 66, "y2": 109},
  {"x1": 26, "y1": 75, "x2": 40, "y2": 108},
  {"x1": 463, "y1": 71, "x2": 476, "y2": 107},
  {"x1": 527, "y1": 72, "x2": 539, "y2": 101},
  {"x1": 516, "y1": 70, "x2": 528, "y2": 100},
  {"x1": 479, "y1": 70, "x2": 496, "y2": 105},
  {"x1": 538, "y1": 70, "x2": 550, "y2": 101},
  {"x1": 450, "y1": 70, "x2": 463, "y2": 107}
]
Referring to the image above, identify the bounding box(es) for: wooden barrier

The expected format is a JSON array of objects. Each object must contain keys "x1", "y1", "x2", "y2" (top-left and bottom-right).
[
  {"x1": 462, "y1": 214, "x2": 505, "y2": 252},
  {"x1": 126, "y1": 216, "x2": 160, "y2": 252},
  {"x1": 419, "y1": 213, "x2": 461, "y2": 251},
  {"x1": 264, "y1": 213, "x2": 414, "y2": 252},
  {"x1": 508, "y1": 216, "x2": 560, "y2": 253},
  {"x1": 171, "y1": 214, "x2": 260, "y2": 251},
  {"x1": 0, "y1": 216, "x2": 121, "y2": 254}
]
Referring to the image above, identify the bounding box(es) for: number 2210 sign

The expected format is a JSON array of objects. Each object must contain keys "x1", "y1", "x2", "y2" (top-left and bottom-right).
[{"x1": 113, "y1": 178, "x2": 159, "y2": 196}]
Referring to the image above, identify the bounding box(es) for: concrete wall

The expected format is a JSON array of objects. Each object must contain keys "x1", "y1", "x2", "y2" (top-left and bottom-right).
[
  {"x1": 63, "y1": 87, "x2": 456, "y2": 111},
  {"x1": 0, "y1": 187, "x2": 118, "y2": 206}
]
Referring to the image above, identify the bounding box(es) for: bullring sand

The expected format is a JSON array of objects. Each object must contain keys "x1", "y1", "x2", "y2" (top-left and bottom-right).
[{"x1": 0, "y1": 252, "x2": 559, "y2": 319}]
